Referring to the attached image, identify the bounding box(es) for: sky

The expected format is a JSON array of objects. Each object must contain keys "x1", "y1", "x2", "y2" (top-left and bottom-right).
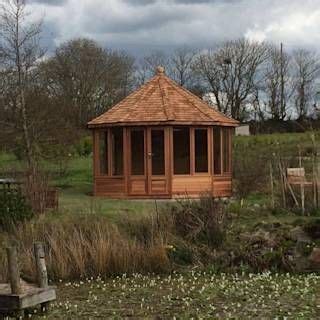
[{"x1": 27, "y1": 0, "x2": 320, "y2": 57}]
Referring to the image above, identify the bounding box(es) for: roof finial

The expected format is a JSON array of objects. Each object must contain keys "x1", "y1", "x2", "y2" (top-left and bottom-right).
[{"x1": 156, "y1": 65, "x2": 165, "y2": 75}]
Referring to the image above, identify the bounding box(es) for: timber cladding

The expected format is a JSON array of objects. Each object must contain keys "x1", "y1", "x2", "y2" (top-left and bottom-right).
[
  {"x1": 89, "y1": 66, "x2": 238, "y2": 199},
  {"x1": 93, "y1": 125, "x2": 234, "y2": 198}
]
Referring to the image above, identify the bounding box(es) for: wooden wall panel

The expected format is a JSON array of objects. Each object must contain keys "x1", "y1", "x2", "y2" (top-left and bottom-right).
[
  {"x1": 213, "y1": 175, "x2": 232, "y2": 197},
  {"x1": 95, "y1": 177, "x2": 125, "y2": 196},
  {"x1": 150, "y1": 179, "x2": 168, "y2": 194},
  {"x1": 172, "y1": 176, "x2": 212, "y2": 196},
  {"x1": 129, "y1": 179, "x2": 147, "y2": 195}
]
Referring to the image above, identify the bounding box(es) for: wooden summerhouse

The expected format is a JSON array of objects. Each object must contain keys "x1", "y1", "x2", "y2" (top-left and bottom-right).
[{"x1": 88, "y1": 66, "x2": 238, "y2": 198}]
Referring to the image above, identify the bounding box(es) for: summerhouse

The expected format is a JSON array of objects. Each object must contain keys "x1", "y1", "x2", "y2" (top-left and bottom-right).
[{"x1": 87, "y1": 66, "x2": 238, "y2": 198}]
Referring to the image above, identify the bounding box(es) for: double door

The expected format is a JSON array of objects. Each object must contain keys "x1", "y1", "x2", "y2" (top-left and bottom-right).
[{"x1": 128, "y1": 127, "x2": 169, "y2": 196}]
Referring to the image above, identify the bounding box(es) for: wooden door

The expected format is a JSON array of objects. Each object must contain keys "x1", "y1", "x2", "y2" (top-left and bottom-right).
[
  {"x1": 128, "y1": 127, "x2": 169, "y2": 196},
  {"x1": 147, "y1": 128, "x2": 169, "y2": 196},
  {"x1": 128, "y1": 128, "x2": 147, "y2": 195}
]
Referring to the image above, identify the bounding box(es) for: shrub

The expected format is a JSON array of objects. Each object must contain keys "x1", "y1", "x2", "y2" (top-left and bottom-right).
[
  {"x1": 75, "y1": 136, "x2": 92, "y2": 157},
  {"x1": 303, "y1": 219, "x2": 320, "y2": 239},
  {"x1": 23, "y1": 167, "x2": 50, "y2": 214},
  {"x1": 0, "y1": 189, "x2": 33, "y2": 229},
  {"x1": 167, "y1": 238, "x2": 194, "y2": 265},
  {"x1": 164, "y1": 195, "x2": 228, "y2": 247},
  {"x1": 233, "y1": 144, "x2": 268, "y2": 198}
]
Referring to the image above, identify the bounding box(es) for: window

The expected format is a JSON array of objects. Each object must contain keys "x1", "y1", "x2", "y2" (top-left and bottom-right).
[
  {"x1": 213, "y1": 127, "x2": 231, "y2": 175},
  {"x1": 173, "y1": 127, "x2": 190, "y2": 174},
  {"x1": 195, "y1": 129, "x2": 208, "y2": 172},
  {"x1": 111, "y1": 128, "x2": 123, "y2": 175},
  {"x1": 213, "y1": 127, "x2": 221, "y2": 174},
  {"x1": 131, "y1": 129, "x2": 145, "y2": 175},
  {"x1": 223, "y1": 128, "x2": 231, "y2": 173},
  {"x1": 99, "y1": 131, "x2": 108, "y2": 174},
  {"x1": 151, "y1": 130, "x2": 165, "y2": 175}
]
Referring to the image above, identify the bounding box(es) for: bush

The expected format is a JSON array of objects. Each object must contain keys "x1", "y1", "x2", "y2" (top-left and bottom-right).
[
  {"x1": 303, "y1": 219, "x2": 320, "y2": 239},
  {"x1": 164, "y1": 195, "x2": 228, "y2": 247},
  {"x1": 75, "y1": 136, "x2": 92, "y2": 157},
  {"x1": 0, "y1": 189, "x2": 33, "y2": 229},
  {"x1": 233, "y1": 143, "x2": 268, "y2": 198}
]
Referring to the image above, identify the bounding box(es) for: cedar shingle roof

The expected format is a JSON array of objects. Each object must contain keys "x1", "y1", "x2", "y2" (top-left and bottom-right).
[{"x1": 88, "y1": 67, "x2": 239, "y2": 128}]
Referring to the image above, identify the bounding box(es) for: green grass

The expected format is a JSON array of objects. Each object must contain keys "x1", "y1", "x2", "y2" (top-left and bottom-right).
[
  {"x1": 31, "y1": 271, "x2": 320, "y2": 319},
  {"x1": 3, "y1": 132, "x2": 320, "y2": 318},
  {"x1": 1, "y1": 152, "x2": 158, "y2": 217},
  {"x1": 1, "y1": 129, "x2": 320, "y2": 217}
]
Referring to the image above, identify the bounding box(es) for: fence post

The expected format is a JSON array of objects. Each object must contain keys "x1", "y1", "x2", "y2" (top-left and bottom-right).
[
  {"x1": 6, "y1": 246, "x2": 21, "y2": 294},
  {"x1": 34, "y1": 242, "x2": 48, "y2": 288},
  {"x1": 269, "y1": 161, "x2": 275, "y2": 209}
]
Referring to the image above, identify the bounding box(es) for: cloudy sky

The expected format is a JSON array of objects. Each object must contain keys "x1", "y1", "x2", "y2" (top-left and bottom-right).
[{"x1": 28, "y1": 0, "x2": 320, "y2": 56}]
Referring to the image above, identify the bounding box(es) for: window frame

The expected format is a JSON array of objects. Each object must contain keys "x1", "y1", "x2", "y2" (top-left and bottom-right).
[
  {"x1": 96, "y1": 127, "x2": 125, "y2": 177},
  {"x1": 110, "y1": 127, "x2": 124, "y2": 177},
  {"x1": 213, "y1": 126, "x2": 232, "y2": 176},
  {"x1": 172, "y1": 126, "x2": 211, "y2": 176},
  {"x1": 150, "y1": 128, "x2": 166, "y2": 176},
  {"x1": 173, "y1": 126, "x2": 191, "y2": 175},
  {"x1": 193, "y1": 127, "x2": 210, "y2": 175},
  {"x1": 96, "y1": 129, "x2": 109, "y2": 176},
  {"x1": 129, "y1": 127, "x2": 146, "y2": 177}
]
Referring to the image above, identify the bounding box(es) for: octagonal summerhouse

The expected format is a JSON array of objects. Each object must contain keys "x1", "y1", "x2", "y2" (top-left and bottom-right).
[{"x1": 87, "y1": 66, "x2": 239, "y2": 199}]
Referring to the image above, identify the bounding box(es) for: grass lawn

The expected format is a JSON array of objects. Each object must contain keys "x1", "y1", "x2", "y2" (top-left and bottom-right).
[
  {"x1": 2, "y1": 130, "x2": 320, "y2": 219},
  {"x1": 3, "y1": 132, "x2": 320, "y2": 319},
  {"x1": 31, "y1": 271, "x2": 320, "y2": 319},
  {"x1": 1, "y1": 152, "x2": 159, "y2": 218}
]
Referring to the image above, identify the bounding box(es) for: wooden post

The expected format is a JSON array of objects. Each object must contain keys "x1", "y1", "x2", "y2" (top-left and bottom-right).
[
  {"x1": 317, "y1": 162, "x2": 320, "y2": 209},
  {"x1": 299, "y1": 149, "x2": 305, "y2": 215},
  {"x1": 269, "y1": 161, "x2": 275, "y2": 209},
  {"x1": 279, "y1": 162, "x2": 286, "y2": 208},
  {"x1": 6, "y1": 247, "x2": 21, "y2": 295},
  {"x1": 34, "y1": 242, "x2": 48, "y2": 288},
  {"x1": 313, "y1": 155, "x2": 317, "y2": 208},
  {"x1": 279, "y1": 161, "x2": 299, "y2": 207}
]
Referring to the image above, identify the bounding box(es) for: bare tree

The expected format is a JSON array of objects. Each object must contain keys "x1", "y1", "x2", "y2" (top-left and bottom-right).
[
  {"x1": 263, "y1": 44, "x2": 293, "y2": 120},
  {"x1": 0, "y1": 0, "x2": 44, "y2": 166},
  {"x1": 192, "y1": 49, "x2": 224, "y2": 106},
  {"x1": 135, "y1": 50, "x2": 169, "y2": 85},
  {"x1": 292, "y1": 49, "x2": 320, "y2": 120},
  {"x1": 170, "y1": 47, "x2": 196, "y2": 87},
  {"x1": 40, "y1": 38, "x2": 135, "y2": 126},
  {"x1": 193, "y1": 39, "x2": 269, "y2": 121}
]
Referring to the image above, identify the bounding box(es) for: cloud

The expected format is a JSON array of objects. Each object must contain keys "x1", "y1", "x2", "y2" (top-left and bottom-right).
[
  {"x1": 244, "y1": 1, "x2": 320, "y2": 50},
  {"x1": 122, "y1": 0, "x2": 157, "y2": 6},
  {"x1": 26, "y1": 0, "x2": 320, "y2": 56},
  {"x1": 29, "y1": 0, "x2": 66, "y2": 5}
]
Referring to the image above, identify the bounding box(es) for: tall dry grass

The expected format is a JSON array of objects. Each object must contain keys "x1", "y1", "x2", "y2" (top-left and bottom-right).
[
  {"x1": 0, "y1": 196, "x2": 227, "y2": 282},
  {"x1": 0, "y1": 214, "x2": 170, "y2": 281}
]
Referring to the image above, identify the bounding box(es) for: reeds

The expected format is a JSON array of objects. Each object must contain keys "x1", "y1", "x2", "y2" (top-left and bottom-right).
[
  {"x1": 0, "y1": 196, "x2": 227, "y2": 282},
  {"x1": 0, "y1": 214, "x2": 170, "y2": 281}
]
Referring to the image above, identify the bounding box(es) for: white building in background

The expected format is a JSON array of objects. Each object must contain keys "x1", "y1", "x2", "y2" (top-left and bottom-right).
[
  {"x1": 235, "y1": 124, "x2": 250, "y2": 136},
  {"x1": 203, "y1": 92, "x2": 250, "y2": 136}
]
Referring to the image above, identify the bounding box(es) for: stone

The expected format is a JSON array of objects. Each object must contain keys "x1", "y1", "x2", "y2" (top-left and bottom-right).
[
  {"x1": 240, "y1": 229, "x2": 276, "y2": 248},
  {"x1": 309, "y1": 247, "x2": 320, "y2": 267},
  {"x1": 290, "y1": 226, "x2": 311, "y2": 243}
]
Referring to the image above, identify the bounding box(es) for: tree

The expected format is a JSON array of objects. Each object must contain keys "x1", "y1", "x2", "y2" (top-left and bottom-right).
[
  {"x1": 0, "y1": 0, "x2": 44, "y2": 165},
  {"x1": 135, "y1": 50, "x2": 169, "y2": 85},
  {"x1": 193, "y1": 39, "x2": 269, "y2": 121},
  {"x1": 292, "y1": 49, "x2": 320, "y2": 120},
  {"x1": 263, "y1": 44, "x2": 293, "y2": 120},
  {"x1": 170, "y1": 47, "x2": 196, "y2": 87},
  {"x1": 40, "y1": 38, "x2": 135, "y2": 126}
]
